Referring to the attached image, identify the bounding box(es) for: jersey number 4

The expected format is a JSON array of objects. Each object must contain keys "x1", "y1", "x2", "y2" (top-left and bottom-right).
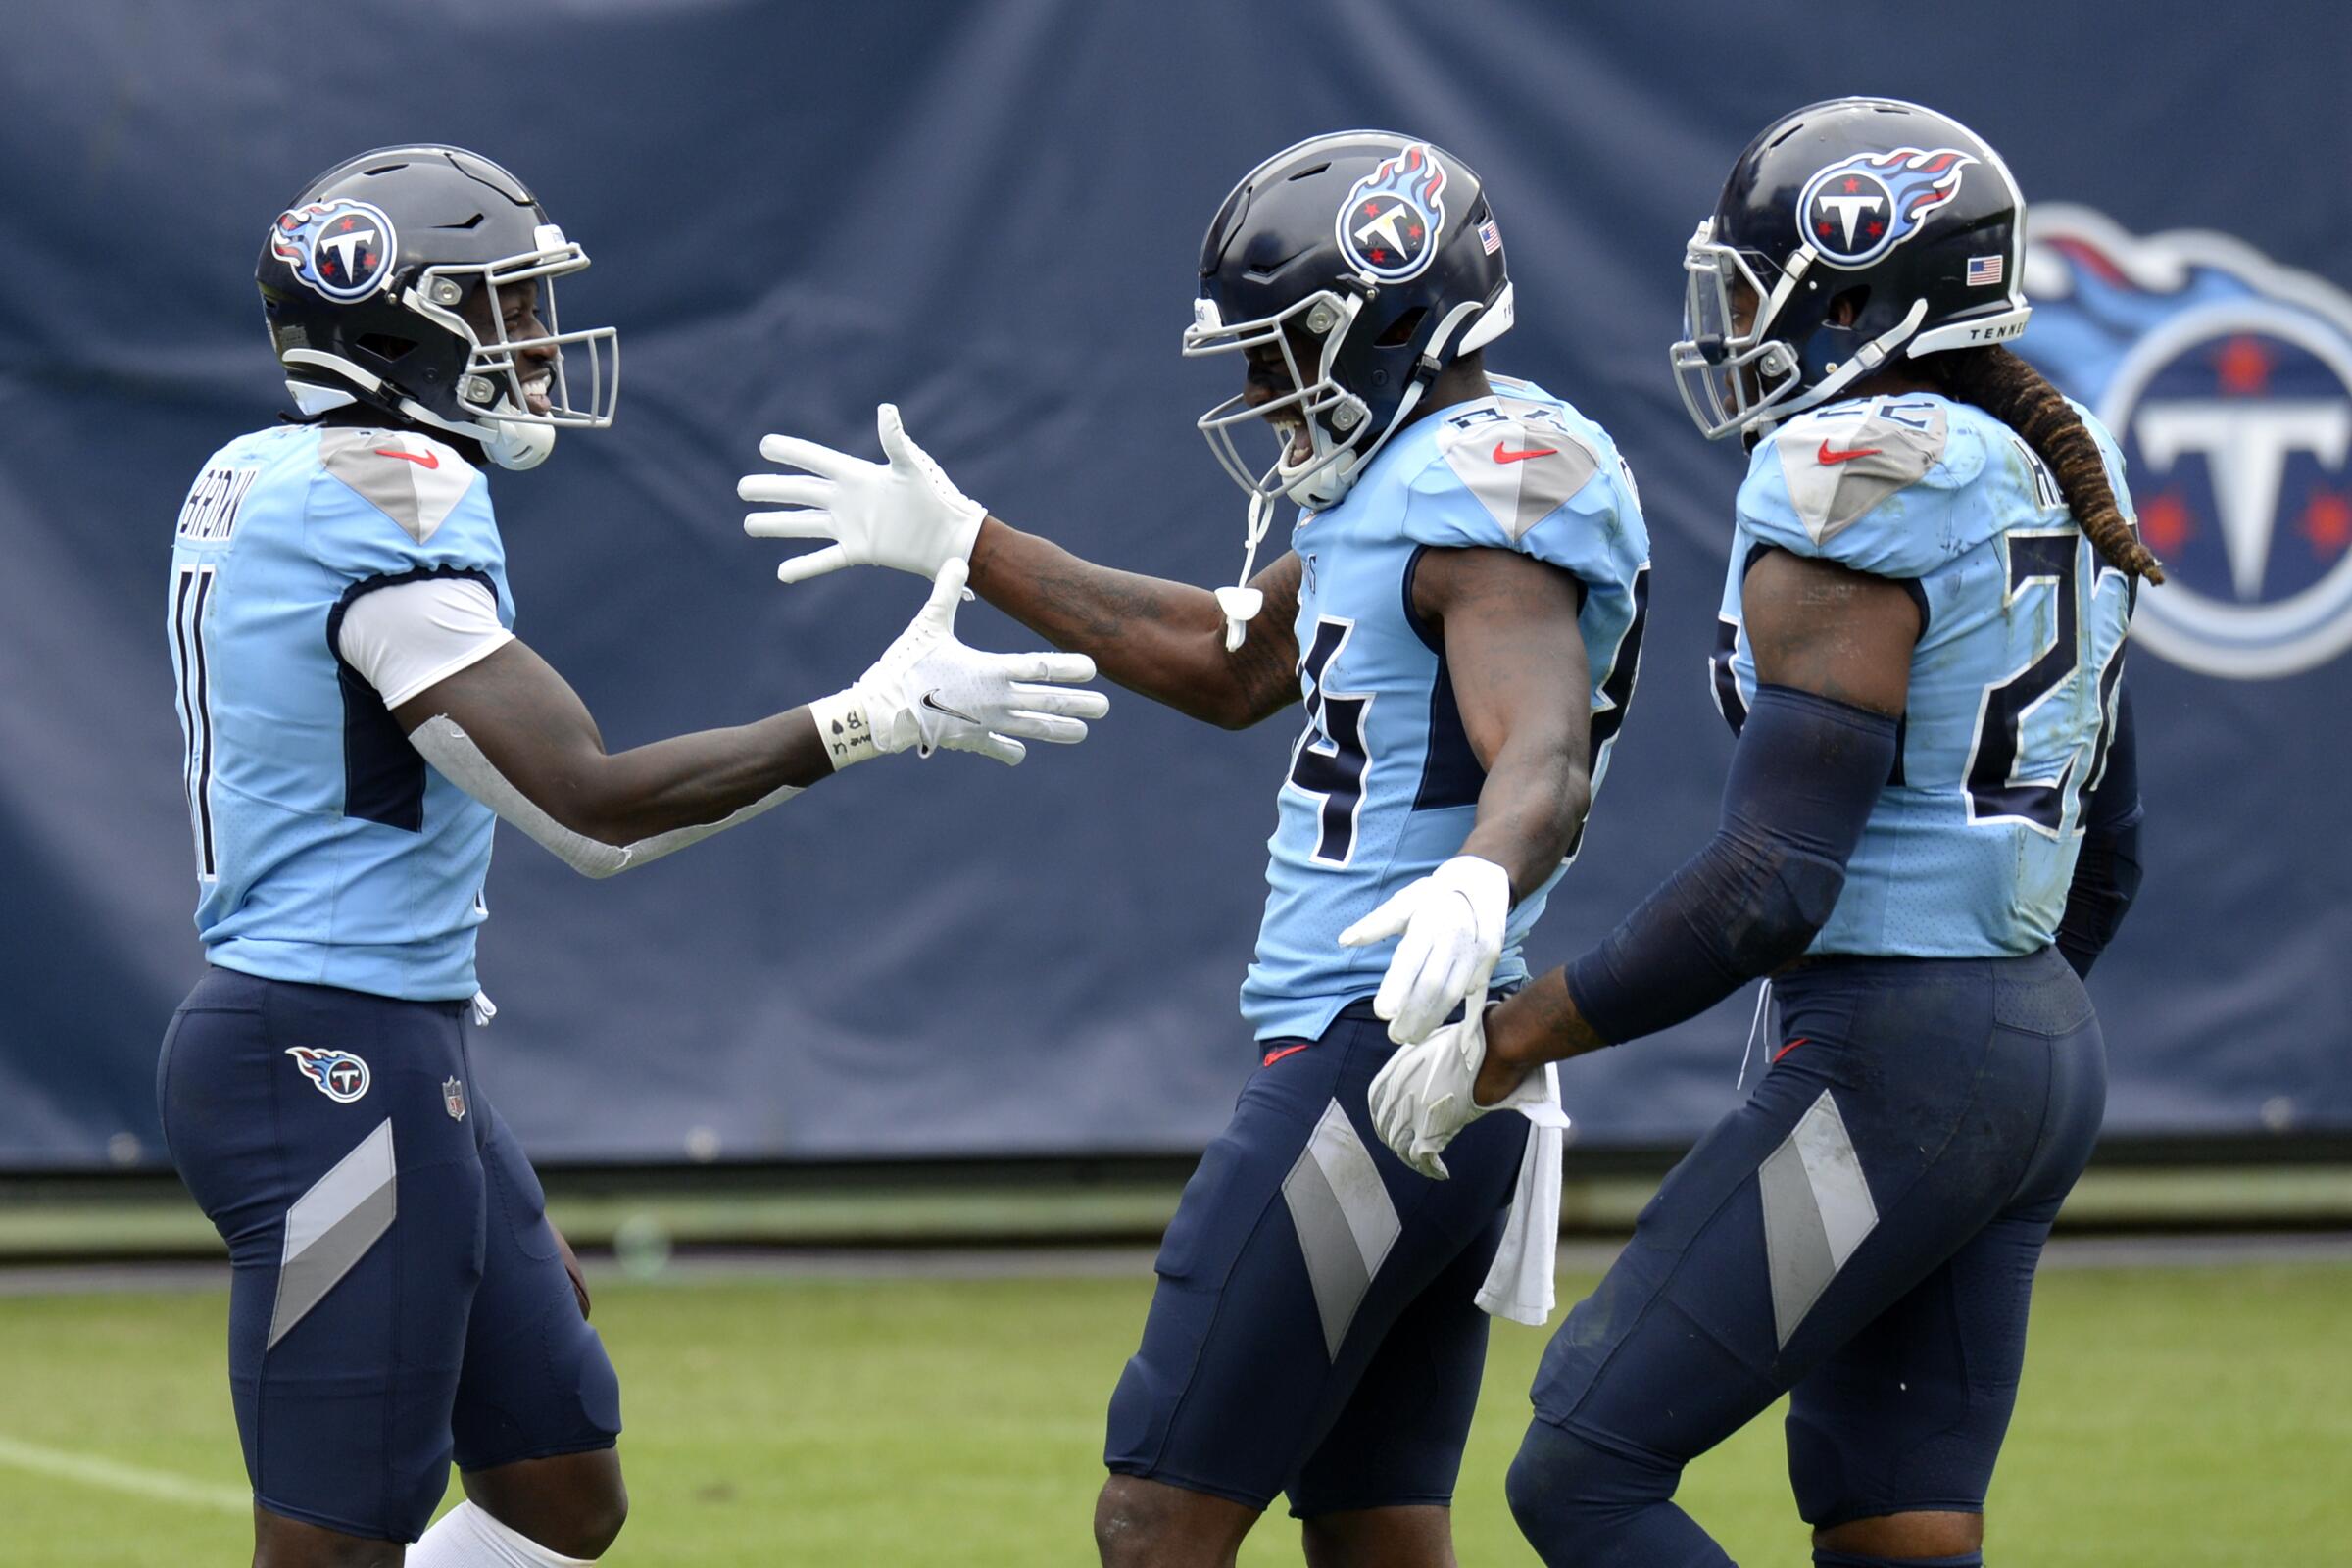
[
  {"x1": 1288, "y1": 618, "x2": 1374, "y2": 865},
  {"x1": 170, "y1": 564, "x2": 220, "y2": 880},
  {"x1": 1965, "y1": 530, "x2": 2132, "y2": 836}
]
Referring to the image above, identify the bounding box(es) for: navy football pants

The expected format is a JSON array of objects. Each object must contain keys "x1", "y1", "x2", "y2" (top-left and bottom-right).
[
  {"x1": 1105, "y1": 1003, "x2": 1531, "y2": 1516},
  {"x1": 158, "y1": 968, "x2": 621, "y2": 1542},
  {"x1": 1513, "y1": 948, "x2": 2106, "y2": 1566}
]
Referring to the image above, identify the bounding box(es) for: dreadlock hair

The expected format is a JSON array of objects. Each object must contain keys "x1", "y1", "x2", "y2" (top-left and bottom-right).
[{"x1": 1932, "y1": 345, "x2": 2166, "y2": 583}]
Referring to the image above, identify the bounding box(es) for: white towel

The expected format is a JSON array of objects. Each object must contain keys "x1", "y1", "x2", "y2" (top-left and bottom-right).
[{"x1": 1475, "y1": 1062, "x2": 1569, "y2": 1326}]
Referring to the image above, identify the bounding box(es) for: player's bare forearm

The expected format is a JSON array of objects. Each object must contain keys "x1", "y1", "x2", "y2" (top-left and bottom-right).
[
  {"x1": 393, "y1": 639, "x2": 833, "y2": 845},
  {"x1": 1461, "y1": 741, "x2": 1590, "y2": 900},
  {"x1": 1477, "y1": 968, "x2": 1611, "y2": 1103},
  {"x1": 1413, "y1": 546, "x2": 1593, "y2": 897},
  {"x1": 965, "y1": 516, "x2": 1299, "y2": 729}
]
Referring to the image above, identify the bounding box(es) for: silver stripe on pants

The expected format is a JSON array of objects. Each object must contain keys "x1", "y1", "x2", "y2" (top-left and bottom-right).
[
  {"x1": 1759, "y1": 1089, "x2": 1879, "y2": 1348},
  {"x1": 1282, "y1": 1099, "x2": 1402, "y2": 1359},
  {"x1": 268, "y1": 1117, "x2": 398, "y2": 1349}
]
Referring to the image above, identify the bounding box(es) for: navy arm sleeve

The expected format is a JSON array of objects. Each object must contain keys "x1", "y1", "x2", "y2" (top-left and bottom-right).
[
  {"x1": 2056, "y1": 684, "x2": 2144, "y2": 980},
  {"x1": 1564, "y1": 684, "x2": 1896, "y2": 1045}
]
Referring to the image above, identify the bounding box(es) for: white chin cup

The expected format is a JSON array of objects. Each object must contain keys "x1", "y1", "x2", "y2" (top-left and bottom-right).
[{"x1": 478, "y1": 418, "x2": 556, "y2": 471}]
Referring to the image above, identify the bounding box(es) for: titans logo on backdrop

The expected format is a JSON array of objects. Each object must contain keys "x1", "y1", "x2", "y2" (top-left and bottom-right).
[
  {"x1": 1712, "y1": 392, "x2": 2135, "y2": 955},
  {"x1": 2020, "y1": 205, "x2": 2352, "y2": 679},
  {"x1": 1243, "y1": 377, "x2": 1650, "y2": 1040},
  {"x1": 167, "y1": 422, "x2": 511, "y2": 999}
]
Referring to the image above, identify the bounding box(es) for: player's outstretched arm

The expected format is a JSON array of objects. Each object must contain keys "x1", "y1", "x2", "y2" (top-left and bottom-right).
[
  {"x1": 741, "y1": 404, "x2": 1301, "y2": 730},
  {"x1": 386, "y1": 562, "x2": 1105, "y2": 878},
  {"x1": 966, "y1": 520, "x2": 1303, "y2": 729},
  {"x1": 1341, "y1": 547, "x2": 1594, "y2": 1044}
]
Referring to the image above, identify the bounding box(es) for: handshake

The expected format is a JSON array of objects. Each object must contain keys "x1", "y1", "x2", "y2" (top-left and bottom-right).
[{"x1": 740, "y1": 404, "x2": 1106, "y2": 769}]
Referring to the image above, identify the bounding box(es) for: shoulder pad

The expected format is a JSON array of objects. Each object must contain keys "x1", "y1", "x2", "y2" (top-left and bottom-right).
[
  {"x1": 317, "y1": 428, "x2": 481, "y2": 546},
  {"x1": 1417, "y1": 403, "x2": 1606, "y2": 541},
  {"x1": 1764, "y1": 396, "x2": 1981, "y2": 548}
]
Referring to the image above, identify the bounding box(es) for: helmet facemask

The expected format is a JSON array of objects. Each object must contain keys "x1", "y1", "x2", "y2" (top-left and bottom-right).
[
  {"x1": 408, "y1": 224, "x2": 618, "y2": 436},
  {"x1": 1669, "y1": 221, "x2": 1808, "y2": 441},
  {"x1": 1184, "y1": 289, "x2": 1373, "y2": 513},
  {"x1": 1182, "y1": 289, "x2": 1377, "y2": 649}
]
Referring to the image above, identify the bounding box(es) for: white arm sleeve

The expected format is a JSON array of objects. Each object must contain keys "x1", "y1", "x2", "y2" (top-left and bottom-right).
[{"x1": 337, "y1": 575, "x2": 515, "y2": 708}]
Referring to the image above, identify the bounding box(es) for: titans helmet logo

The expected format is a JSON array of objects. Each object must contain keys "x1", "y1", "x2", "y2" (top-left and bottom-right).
[
  {"x1": 285, "y1": 1047, "x2": 371, "y2": 1103},
  {"x1": 2020, "y1": 205, "x2": 2352, "y2": 680},
  {"x1": 1337, "y1": 144, "x2": 1448, "y2": 284},
  {"x1": 1796, "y1": 147, "x2": 1975, "y2": 270},
  {"x1": 270, "y1": 198, "x2": 399, "y2": 303}
]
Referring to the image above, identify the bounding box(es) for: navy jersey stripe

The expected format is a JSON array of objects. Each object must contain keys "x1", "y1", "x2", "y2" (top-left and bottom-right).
[{"x1": 324, "y1": 566, "x2": 500, "y2": 833}]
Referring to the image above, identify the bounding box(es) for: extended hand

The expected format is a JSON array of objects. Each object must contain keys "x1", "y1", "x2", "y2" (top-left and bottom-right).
[
  {"x1": 742, "y1": 404, "x2": 987, "y2": 584},
  {"x1": 853, "y1": 561, "x2": 1107, "y2": 765},
  {"x1": 1367, "y1": 1005, "x2": 1495, "y2": 1180},
  {"x1": 1339, "y1": 855, "x2": 1511, "y2": 1045}
]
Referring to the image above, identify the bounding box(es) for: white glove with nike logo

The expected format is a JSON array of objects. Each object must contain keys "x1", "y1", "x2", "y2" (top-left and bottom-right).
[
  {"x1": 809, "y1": 561, "x2": 1107, "y2": 769},
  {"x1": 1339, "y1": 854, "x2": 1512, "y2": 1045},
  {"x1": 742, "y1": 404, "x2": 986, "y2": 584}
]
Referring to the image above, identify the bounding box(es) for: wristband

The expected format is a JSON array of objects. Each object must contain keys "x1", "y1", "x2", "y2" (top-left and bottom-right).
[{"x1": 807, "y1": 688, "x2": 880, "y2": 770}]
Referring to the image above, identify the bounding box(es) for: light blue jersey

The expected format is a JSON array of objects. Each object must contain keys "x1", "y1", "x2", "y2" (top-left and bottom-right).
[
  {"x1": 1243, "y1": 378, "x2": 1652, "y2": 1040},
  {"x1": 1710, "y1": 392, "x2": 2136, "y2": 956},
  {"x1": 167, "y1": 423, "x2": 513, "y2": 1000}
]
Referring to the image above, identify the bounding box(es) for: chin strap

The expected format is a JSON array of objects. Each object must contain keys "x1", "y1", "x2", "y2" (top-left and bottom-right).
[
  {"x1": 283, "y1": 353, "x2": 555, "y2": 471},
  {"x1": 1215, "y1": 489, "x2": 1276, "y2": 652}
]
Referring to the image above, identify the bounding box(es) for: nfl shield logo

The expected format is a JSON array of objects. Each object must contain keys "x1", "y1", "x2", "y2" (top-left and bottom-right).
[{"x1": 443, "y1": 1076, "x2": 468, "y2": 1122}]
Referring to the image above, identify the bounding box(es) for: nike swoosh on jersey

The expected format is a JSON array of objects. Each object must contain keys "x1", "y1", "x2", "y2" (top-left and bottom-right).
[
  {"x1": 1816, "y1": 441, "x2": 1883, "y2": 465},
  {"x1": 919, "y1": 691, "x2": 985, "y2": 726},
  {"x1": 1493, "y1": 440, "x2": 1560, "y2": 464},
  {"x1": 374, "y1": 448, "x2": 441, "y2": 469}
]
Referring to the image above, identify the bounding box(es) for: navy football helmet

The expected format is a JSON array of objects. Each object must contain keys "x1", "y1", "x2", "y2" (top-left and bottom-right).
[
  {"x1": 1182, "y1": 132, "x2": 1512, "y2": 643},
  {"x1": 1671, "y1": 98, "x2": 2031, "y2": 441},
  {"x1": 257, "y1": 145, "x2": 617, "y2": 469}
]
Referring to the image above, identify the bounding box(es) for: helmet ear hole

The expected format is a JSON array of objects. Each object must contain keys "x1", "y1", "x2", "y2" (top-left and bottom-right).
[
  {"x1": 1374, "y1": 306, "x2": 1427, "y2": 348},
  {"x1": 1828, "y1": 285, "x2": 1871, "y2": 328},
  {"x1": 356, "y1": 332, "x2": 417, "y2": 363}
]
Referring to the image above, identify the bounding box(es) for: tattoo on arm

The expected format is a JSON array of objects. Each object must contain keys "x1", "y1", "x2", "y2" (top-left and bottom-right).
[{"x1": 968, "y1": 516, "x2": 1301, "y2": 728}]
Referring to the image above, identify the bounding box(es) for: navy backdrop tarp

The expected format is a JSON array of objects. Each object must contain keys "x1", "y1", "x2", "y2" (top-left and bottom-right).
[{"x1": 3, "y1": 1, "x2": 2347, "y2": 1168}]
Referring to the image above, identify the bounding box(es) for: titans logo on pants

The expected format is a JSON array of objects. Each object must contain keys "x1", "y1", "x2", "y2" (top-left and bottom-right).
[
  {"x1": 286, "y1": 1047, "x2": 371, "y2": 1103},
  {"x1": 1337, "y1": 143, "x2": 1447, "y2": 283},
  {"x1": 270, "y1": 198, "x2": 399, "y2": 303},
  {"x1": 2021, "y1": 206, "x2": 2352, "y2": 679}
]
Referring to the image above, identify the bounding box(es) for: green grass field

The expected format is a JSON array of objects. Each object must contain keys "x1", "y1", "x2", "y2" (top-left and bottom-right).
[{"x1": 1, "y1": 1258, "x2": 2345, "y2": 1565}]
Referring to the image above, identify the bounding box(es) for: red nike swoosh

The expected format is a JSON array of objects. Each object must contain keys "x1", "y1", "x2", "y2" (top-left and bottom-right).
[
  {"x1": 374, "y1": 447, "x2": 440, "y2": 468},
  {"x1": 1773, "y1": 1037, "x2": 1809, "y2": 1064},
  {"x1": 1262, "y1": 1043, "x2": 1312, "y2": 1068},
  {"x1": 1817, "y1": 441, "x2": 1882, "y2": 465},
  {"x1": 1493, "y1": 441, "x2": 1559, "y2": 464}
]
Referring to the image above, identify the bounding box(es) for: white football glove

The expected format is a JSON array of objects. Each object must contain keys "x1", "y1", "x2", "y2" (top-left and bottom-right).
[
  {"x1": 825, "y1": 561, "x2": 1107, "y2": 767},
  {"x1": 742, "y1": 403, "x2": 987, "y2": 585},
  {"x1": 1367, "y1": 1000, "x2": 1495, "y2": 1180},
  {"x1": 1339, "y1": 855, "x2": 1512, "y2": 1045}
]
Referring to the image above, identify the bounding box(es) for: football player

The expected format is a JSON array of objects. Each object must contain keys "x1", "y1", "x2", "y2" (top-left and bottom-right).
[
  {"x1": 739, "y1": 133, "x2": 1650, "y2": 1566},
  {"x1": 159, "y1": 144, "x2": 1105, "y2": 1568},
  {"x1": 1369, "y1": 99, "x2": 2156, "y2": 1568}
]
